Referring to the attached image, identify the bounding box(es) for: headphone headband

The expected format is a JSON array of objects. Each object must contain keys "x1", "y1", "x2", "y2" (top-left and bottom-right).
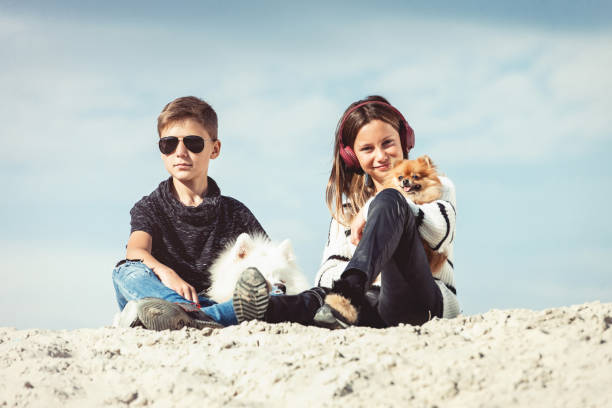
[{"x1": 337, "y1": 100, "x2": 414, "y2": 171}]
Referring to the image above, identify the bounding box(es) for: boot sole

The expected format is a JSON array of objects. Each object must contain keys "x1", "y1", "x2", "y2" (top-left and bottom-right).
[
  {"x1": 233, "y1": 268, "x2": 269, "y2": 323},
  {"x1": 313, "y1": 304, "x2": 352, "y2": 330},
  {"x1": 136, "y1": 298, "x2": 223, "y2": 331}
]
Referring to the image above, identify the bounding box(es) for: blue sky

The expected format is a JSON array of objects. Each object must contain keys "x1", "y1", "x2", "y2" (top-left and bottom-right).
[{"x1": 1, "y1": 1, "x2": 611, "y2": 329}]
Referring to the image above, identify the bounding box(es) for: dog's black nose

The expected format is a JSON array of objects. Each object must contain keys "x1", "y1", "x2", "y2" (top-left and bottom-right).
[{"x1": 402, "y1": 179, "x2": 410, "y2": 187}]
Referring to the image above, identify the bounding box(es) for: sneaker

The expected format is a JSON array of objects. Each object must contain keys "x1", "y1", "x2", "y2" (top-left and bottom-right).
[
  {"x1": 136, "y1": 298, "x2": 224, "y2": 331},
  {"x1": 113, "y1": 299, "x2": 145, "y2": 328},
  {"x1": 233, "y1": 267, "x2": 270, "y2": 323}
]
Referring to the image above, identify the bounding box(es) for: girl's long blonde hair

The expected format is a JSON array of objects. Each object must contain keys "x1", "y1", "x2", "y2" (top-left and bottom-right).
[{"x1": 325, "y1": 95, "x2": 411, "y2": 226}]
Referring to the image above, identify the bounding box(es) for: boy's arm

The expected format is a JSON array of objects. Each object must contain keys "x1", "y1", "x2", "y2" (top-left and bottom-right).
[
  {"x1": 232, "y1": 199, "x2": 269, "y2": 238},
  {"x1": 126, "y1": 231, "x2": 200, "y2": 304}
]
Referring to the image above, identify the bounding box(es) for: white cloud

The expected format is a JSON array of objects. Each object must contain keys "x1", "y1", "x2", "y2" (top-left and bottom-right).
[
  {"x1": 350, "y1": 23, "x2": 612, "y2": 163},
  {"x1": 3, "y1": 13, "x2": 610, "y2": 171}
]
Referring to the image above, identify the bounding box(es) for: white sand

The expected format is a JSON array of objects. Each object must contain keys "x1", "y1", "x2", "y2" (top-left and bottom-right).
[{"x1": 2, "y1": 301, "x2": 611, "y2": 407}]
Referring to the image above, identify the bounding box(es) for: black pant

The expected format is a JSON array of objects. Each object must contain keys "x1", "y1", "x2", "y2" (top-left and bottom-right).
[
  {"x1": 344, "y1": 188, "x2": 443, "y2": 327},
  {"x1": 265, "y1": 287, "x2": 328, "y2": 325}
]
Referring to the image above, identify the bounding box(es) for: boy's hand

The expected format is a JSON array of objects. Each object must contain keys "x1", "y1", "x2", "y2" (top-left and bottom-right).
[
  {"x1": 350, "y1": 209, "x2": 366, "y2": 246},
  {"x1": 156, "y1": 267, "x2": 199, "y2": 304}
]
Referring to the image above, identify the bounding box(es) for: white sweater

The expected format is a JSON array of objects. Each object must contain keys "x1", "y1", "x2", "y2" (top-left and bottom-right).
[{"x1": 314, "y1": 176, "x2": 460, "y2": 319}]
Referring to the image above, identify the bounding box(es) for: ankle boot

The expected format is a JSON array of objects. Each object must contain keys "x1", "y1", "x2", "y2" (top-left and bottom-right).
[
  {"x1": 314, "y1": 277, "x2": 367, "y2": 329},
  {"x1": 264, "y1": 287, "x2": 328, "y2": 325}
]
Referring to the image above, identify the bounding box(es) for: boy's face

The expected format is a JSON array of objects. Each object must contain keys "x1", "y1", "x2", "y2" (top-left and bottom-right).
[{"x1": 160, "y1": 119, "x2": 220, "y2": 184}]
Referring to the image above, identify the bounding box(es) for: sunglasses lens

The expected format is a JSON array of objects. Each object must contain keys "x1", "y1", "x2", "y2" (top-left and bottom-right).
[
  {"x1": 183, "y1": 136, "x2": 205, "y2": 153},
  {"x1": 158, "y1": 137, "x2": 179, "y2": 154}
]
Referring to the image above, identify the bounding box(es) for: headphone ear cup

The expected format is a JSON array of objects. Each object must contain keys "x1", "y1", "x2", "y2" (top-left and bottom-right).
[
  {"x1": 400, "y1": 119, "x2": 415, "y2": 157},
  {"x1": 340, "y1": 145, "x2": 360, "y2": 170}
]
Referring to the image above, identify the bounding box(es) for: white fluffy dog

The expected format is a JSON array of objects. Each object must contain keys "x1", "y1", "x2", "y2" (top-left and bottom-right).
[{"x1": 206, "y1": 233, "x2": 310, "y2": 303}]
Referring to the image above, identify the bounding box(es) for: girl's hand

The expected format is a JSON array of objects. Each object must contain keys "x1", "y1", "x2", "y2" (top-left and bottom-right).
[
  {"x1": 155, "y1": 267, "x2": 199, "y2": 304},
  {"x1": 350, "y1": 209, "x2": 367, "y2": 245}
]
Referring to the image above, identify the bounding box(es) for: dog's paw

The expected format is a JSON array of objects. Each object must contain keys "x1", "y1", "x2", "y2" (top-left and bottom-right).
[
  {"x1": 331, "y1": 279, "x2": 365, "y2": 308},
  {"x1": 324, "y1": 293, "x2": 358, "y2": 325}
]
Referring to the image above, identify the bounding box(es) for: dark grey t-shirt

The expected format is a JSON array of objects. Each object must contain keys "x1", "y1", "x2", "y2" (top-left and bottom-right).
[{"x1": 130, "y1": 177, "x2": 267, "y2": 293}]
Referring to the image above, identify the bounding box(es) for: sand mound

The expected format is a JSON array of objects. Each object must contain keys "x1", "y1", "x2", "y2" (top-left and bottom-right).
[{"x1": 2, "y1": 302, "x2": 611, "y2": 407}]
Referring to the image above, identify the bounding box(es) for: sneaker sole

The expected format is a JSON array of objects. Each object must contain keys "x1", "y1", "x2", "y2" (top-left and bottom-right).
[
  {"x1": 233, "y1": 267, "x2": 269, "y2": 323},
  {"x1": 136, "y1": 298, "x2": 223, "y2": 331},
  {"x1": 115, "y1": 300, "x2": 142, "y2": 328}
]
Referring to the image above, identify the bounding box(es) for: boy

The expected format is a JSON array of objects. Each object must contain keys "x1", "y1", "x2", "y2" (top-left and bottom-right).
[{"x1": 112, "y1": 96, "x2": 267, "y2": 330}]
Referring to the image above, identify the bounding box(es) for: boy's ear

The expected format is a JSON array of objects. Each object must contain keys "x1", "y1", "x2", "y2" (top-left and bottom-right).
[
  {"x1": 210, "y1": 139, "x2": 221, "y2": 159},
  {"x1": 233, "y1": 233, "x2": 252, "y2": 260},
  {"x1": 278, "y1": 239, "x2": 295, "y2": 262}
]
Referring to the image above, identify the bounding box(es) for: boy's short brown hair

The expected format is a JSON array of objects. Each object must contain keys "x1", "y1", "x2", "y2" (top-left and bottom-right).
[{"x1": 157, "y1": 96, "x2": 218, "y2": 140}]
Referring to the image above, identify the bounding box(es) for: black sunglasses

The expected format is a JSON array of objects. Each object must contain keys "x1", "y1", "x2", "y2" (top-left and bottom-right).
[{"x1": 158, "y1": 135, "x2": 207, "y2": 155}]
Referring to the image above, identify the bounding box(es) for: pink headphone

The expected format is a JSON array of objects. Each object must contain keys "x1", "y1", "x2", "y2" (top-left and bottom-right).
[{"x1": 337, "y1": 101, "x2": 415, "y2": 171}]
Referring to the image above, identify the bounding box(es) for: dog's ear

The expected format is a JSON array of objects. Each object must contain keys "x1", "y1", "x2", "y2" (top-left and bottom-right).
[
  {"x1": 419, "y1": 155, "x2": 435, "y2": 169},
  {"x1": 278, "y1": 239, "x2": 296, "y2": 262},
  {"x1": 233, "y1": 233, "x2": 252, "y2": 260}
]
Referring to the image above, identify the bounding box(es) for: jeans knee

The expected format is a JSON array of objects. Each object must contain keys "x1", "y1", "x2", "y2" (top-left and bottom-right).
[
  {"x1": 370, "y1": 188, "x2": 409, "y2": 218},
  {"x1": 373, "y1": 188, "x2": 405, "y2": 207},
  {"x1": 112, "y1": 261, "x2": 154, "y2": 285}
]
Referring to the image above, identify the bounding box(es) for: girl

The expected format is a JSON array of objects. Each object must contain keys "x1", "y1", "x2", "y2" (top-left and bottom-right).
[{"x1": 312, "y1": 95, "x2": 459, "y2": 328}]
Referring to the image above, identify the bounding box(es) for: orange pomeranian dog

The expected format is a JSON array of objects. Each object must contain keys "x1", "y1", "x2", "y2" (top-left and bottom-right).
[{"x1": 382, "y1": 155, "x2": 447, "y2": 275}]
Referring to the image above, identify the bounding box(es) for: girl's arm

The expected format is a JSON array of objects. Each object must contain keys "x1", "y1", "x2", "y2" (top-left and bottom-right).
[
  {"x1": 314, "y1": 218, "x2": 355, "y2": 289},
  {"x1": 126, "y1": 231, "x2": 200, "y2": 304},
  {"x1": 413, "y1": 176, "x2": 456, "y2": 252}
]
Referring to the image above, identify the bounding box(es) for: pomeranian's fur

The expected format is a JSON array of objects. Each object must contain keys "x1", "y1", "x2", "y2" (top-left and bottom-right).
[
  {"x1": 206, "y1": 233, "x2": 310, "y2": 303},
  {"x1": 382, "y1": 155, "x2": 447, "y2": 275},
  {"x1": 384, "y1": 155, "x2": 442, "y2": 205}
]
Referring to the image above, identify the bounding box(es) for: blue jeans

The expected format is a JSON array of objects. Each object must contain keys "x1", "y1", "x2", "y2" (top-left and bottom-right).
[{"x1": 112, "y1": 260, "x2": 238, "y2": 326}]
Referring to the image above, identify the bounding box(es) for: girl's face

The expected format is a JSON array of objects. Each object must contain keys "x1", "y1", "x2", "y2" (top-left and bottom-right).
[{"x1": 353, "y1": 119, "x2": 403, "y2": 191}]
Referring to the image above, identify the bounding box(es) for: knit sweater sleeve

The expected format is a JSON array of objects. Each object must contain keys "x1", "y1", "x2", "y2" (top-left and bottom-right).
[
  {"x1": 362, "y1": 176, "x2": 457, "y2": 253},
  {"x1": 415, "y1": 176, "x2": 456, "y2": 252},
  {"x1": 314, "y1": 217, "x2": 355, "y2": 289}
]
